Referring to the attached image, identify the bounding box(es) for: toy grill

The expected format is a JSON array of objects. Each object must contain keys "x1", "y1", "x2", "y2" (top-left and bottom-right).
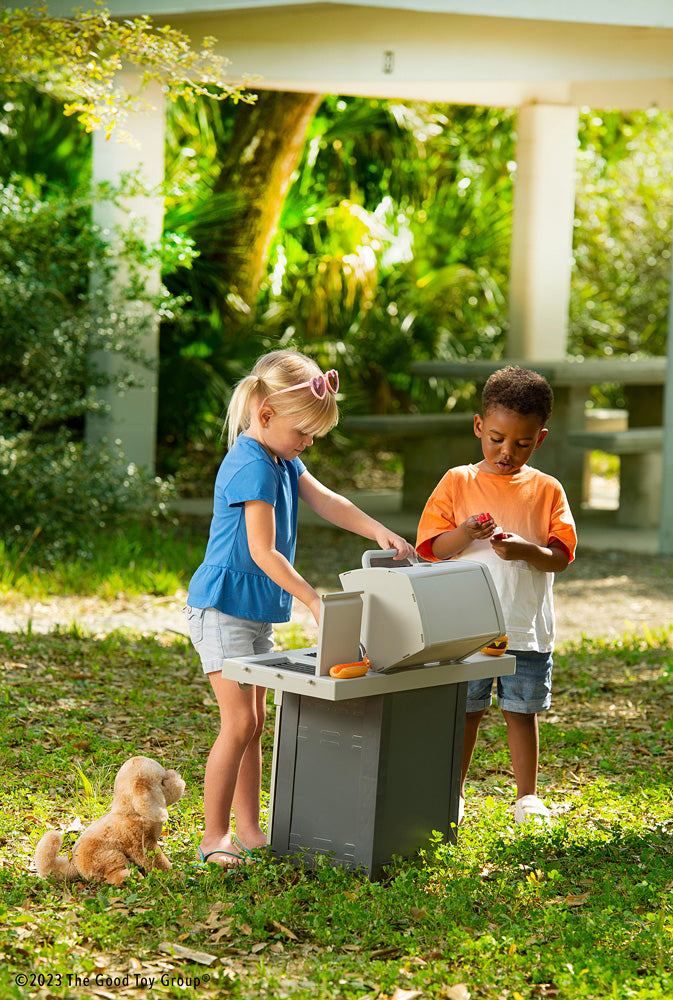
[{"x1": 220, "y1": 551, "x2": 514, "y2": 878}]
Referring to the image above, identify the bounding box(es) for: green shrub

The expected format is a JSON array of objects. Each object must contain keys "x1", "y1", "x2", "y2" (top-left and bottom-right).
[{"x1": 0, "y1": 179, "x2": 173, "y2": 560}]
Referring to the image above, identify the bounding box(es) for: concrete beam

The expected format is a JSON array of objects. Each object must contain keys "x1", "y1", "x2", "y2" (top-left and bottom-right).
[{"x1": 163, "y1": 7, "x2": 673, "y2": 110}]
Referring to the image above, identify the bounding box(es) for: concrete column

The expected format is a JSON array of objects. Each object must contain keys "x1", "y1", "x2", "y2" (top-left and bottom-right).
[
  {"x1": 507, "y1": 103, "x2": 579, "y2": 361},
  {"x1": 86, "y1": 74, "x2": 166, "y2": 472},
  {"x1": 659, "y1": 233, "x2": 673, "y2": 554}
]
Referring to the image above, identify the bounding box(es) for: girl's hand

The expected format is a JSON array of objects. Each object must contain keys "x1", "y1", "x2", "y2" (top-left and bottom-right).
[
  {"x1": 374, "y1": 529, "x2": 416, "y2": 561},
  {"x1": 308, "y1": 594, "x2": 322, "y2": 626}
]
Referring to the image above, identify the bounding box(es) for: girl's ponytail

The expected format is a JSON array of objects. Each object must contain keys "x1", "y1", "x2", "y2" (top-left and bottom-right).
[{"x1": 224, "y1": 375, "x2": 261, "y2": 451}]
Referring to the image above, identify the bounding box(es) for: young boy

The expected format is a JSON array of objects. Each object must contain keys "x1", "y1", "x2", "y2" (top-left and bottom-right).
[{"x1": 416, "y1": 366, "x2": 577, "y2": 824}]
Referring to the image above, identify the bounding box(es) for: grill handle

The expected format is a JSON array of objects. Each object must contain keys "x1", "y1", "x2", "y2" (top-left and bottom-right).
[{"x1": 361, "y1": 549, "x2": 420, "y2": 569}]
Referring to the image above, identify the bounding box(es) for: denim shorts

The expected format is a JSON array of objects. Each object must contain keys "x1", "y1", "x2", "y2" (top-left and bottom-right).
[
  {"x1": 466, "y1": 649, "x2": 553, "y2": 714},
  {"x1": 184, "y1": 606, "x2": 274, "y2": 674}
]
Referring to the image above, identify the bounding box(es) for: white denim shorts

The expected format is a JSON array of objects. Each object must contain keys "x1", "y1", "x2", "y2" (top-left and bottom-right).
[{"x1": 184, "y1": 606, "x2": 273, "y2": 674}]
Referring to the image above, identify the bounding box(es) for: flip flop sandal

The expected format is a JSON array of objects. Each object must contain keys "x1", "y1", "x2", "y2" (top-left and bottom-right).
[
  {"x1": 514, "y1": 794, "x2": 551, "y2": 824},
  {"x1": 233, "y1": 835, "x2": 272, "y2": 859},
  {"x1": 197, "y1": 846, "x2": 251, "y2": 869},
  {"x1": 232, "y1": 835, "x2": 254, "y2": 859}
]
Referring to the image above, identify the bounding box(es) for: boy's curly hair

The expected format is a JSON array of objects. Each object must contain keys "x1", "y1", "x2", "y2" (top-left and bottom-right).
[{"x1": 481, "y1": 366, "x2": 553, "y2": 424}]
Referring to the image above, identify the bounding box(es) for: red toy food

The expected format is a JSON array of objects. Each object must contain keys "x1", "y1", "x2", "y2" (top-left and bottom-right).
[
  {"x1": 482, "y1": 635, "x2": 509, "y2": 656},
  {"x1": 492, "y1": 526, "x2": 507, "y2": 540},
  {"x1": 476, "y1": 512, "x2": 492, "y2": 524}
]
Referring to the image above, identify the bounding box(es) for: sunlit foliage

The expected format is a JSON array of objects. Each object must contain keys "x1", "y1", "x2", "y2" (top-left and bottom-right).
[{"x1": 0, "y1": 1, "x2": 254, "y2": 137}]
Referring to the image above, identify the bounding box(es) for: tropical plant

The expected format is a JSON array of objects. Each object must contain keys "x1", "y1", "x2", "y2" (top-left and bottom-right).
[
  {"x1": 0, "y1": 84, "x2": 91, "y2": 188},
  {"x1": 257, "y1": 102, "x2": 515, "y2": 414},
  {"x1": 158, "y1": 96, "x2": 259, "y2": 467},
  {"x1": 571, "y1": 108, "x2": 673, "y2": 360}
]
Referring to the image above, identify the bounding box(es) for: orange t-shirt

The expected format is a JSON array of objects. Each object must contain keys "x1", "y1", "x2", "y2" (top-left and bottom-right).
[{"x1": 416, "y1": 463, "x2": 577, "y2": 652}]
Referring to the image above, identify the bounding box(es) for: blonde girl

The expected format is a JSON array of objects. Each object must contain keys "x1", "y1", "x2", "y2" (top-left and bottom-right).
[{"x1": 185, "y1": 350, "x2": 414, "y2": 867}]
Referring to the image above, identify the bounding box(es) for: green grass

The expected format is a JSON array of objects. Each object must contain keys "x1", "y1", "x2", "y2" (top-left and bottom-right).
[
  {"x1": 1, "y1": 623, "x2": 672, "y2": 1000},
  {"x1": 0, "y1": 520, "x2": 381, "y2": 600},
  {"x1": 0, "y1": 520, "x2": 204, "y2": 600}
]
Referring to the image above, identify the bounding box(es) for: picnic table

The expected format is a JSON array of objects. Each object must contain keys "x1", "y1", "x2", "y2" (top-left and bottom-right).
[{"x1": 409, "y1": 357, "x2": 667, "y2": 527}]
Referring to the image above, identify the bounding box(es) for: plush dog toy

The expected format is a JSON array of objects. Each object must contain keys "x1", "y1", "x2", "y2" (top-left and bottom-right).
[{"x1": 34, "y1": 756, "x2": 185, "y2": 886}]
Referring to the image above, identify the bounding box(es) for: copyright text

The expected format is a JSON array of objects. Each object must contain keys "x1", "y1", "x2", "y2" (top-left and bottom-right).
[{"x1": 14, "y1": 972, "x2": 210, "y2": 989}]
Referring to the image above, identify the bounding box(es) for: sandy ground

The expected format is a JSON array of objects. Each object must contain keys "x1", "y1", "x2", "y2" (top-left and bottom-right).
[
  {"x1": 1, "y1": 551, "x2": 672, "y2": 645},
  {"x1": 553, "y1": 551, "x2": 673, "y2": 643},
  {"x1": 0, "y1": 590, "x2": 316, "y2": 640}
]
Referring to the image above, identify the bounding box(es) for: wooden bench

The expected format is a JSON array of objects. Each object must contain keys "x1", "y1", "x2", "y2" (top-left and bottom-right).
[
  {"x1": 567, "y1": 427, "x2": 663, "y2": 527},
  {"x1": 342, "y1": 413, "x2": 480, "y2": 513}
]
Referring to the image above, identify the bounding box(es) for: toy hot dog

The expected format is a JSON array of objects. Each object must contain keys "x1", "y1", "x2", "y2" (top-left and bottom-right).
[{"x1": 330, "y1": 654, "x2": 371, "y2": 678}]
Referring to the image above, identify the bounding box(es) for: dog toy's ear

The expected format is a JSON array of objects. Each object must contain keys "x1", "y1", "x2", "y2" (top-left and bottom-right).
[
  {"x1": 162, "y1": 770, "x2": 186, "y2": 806},
  {"x1": 131, "y1": 776, "x2": 168, "y2": 823}
]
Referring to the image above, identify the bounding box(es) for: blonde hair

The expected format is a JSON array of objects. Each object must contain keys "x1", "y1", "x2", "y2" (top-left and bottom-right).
[{"x1": 225, "y1": 350, "x2": 339, "y2": 450}]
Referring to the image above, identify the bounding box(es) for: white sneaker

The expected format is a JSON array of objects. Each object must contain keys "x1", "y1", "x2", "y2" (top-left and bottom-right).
[{"x1": 515, "y1": 794, "x2": 551, "y2": 824}]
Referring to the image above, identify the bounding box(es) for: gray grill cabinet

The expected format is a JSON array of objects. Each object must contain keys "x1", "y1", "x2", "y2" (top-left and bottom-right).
[{"x1": 220, "y1": 554, "x2": 514, "y2": 879}]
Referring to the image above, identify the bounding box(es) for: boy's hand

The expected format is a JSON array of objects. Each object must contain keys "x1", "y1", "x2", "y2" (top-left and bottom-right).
[
  {"x1": 490, "y1": 531, "x2": 523, "y2": 560},
  {"x1": 461, "y1": 513, "x2": 496, "y2": 541},
  {"x1": 491, "y1": 533, "x2": 571, "y2": 572}
]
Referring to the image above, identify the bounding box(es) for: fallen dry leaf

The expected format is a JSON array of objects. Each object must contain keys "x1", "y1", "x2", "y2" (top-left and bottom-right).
[
  {"x1": 272, "y1": 919, "x2": 299, "y2": 940},
  {"x1": 565, "y1": 892, "x2": 590, "y2": 907},
  {"x1": 159, "y1": 942, "x2": 217, "y2": 966},
  {"x1": 205, "y1": 901, "x2": 225, "y2": 925},
  {"x1": 391, "y1": 989, "x2": 423, "y2": 1000},
  {"x1": 211, "y1": 921, "x2": 234, "y2": 944},
  {"x1": 446, "y1": 986, "x2": 471, "y2": 1000}
]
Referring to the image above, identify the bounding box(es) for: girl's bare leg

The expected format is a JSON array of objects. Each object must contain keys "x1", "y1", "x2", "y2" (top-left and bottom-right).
[
  {"x1": 200, "y1": 675, "x2": 264, "y2": 865},
  {"x1": 232, "y1": 684, "x2": 268, "y2": 850}
]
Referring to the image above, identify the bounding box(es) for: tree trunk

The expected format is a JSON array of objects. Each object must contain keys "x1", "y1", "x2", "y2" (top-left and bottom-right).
[{"x1": 214, "y1": 89, "x2": 323, "y2": 311}]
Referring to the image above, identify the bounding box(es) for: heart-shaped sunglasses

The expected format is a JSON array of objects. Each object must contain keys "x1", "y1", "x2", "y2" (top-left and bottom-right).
[{"x1": 261, "y1": 369, "x2": 339, "y2": 409}]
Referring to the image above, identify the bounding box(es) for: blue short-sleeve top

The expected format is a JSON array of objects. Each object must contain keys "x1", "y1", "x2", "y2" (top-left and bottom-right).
[{"x1": 187, "y1": 435, "x2": 306, "y2": 623}]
